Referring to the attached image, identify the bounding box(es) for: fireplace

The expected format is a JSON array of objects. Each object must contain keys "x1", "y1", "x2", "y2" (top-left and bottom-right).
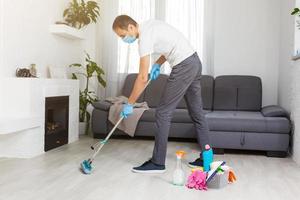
[{"x1": 45, "y1": 96, "x2": 69, "y2": 151}]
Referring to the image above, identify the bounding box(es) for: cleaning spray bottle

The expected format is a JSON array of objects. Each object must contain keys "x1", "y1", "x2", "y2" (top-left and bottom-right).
[{"x1": 172, "y1": 150, "x2": 186, "y2": 186}]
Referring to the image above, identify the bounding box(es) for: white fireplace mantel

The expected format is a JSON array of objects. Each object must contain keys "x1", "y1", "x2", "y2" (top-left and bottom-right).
[{"x1": 0, "y1": 78, "x2": 79, "y2": 158}]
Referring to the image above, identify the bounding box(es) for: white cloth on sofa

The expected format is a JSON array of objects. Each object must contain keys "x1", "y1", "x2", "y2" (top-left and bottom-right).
[{"x1": 105, "y1": 96, "x2": 149, "y2": 137}]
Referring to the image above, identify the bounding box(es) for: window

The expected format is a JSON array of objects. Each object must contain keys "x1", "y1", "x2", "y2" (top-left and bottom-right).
[
  {"x1": 117, "y1": 0, "x2": 205, "y2": 74},
  {"x1": 164, "y1": 0, "x2": 205, "y2": 74},
  {"x1": 117, "y1": 0, "x2": 155, "y2": 73}
]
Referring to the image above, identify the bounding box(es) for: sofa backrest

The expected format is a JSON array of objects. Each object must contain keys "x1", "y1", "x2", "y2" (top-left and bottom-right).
[
  {"x1": 213, "y1": 75, "x2": 262, "y2": 111},
  {"x1": 144, "y1": 75, "x2": 214, "y2": 109},
  {"x1": 121, "y1": 74, "x2": 145, "y2": 103},
  {"x1": 199, "y1": 75, "x2": 214, "y2": 110},
  {"x1": 122, "y1": 74, "x2": 214, "y2": 110}
]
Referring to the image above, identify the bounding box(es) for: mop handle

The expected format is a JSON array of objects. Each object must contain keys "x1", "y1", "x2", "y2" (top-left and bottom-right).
[
  {"x1": 90, "y1": 79, "x2": 152, "y2": 160},
  {"x1": 90, "y1": 116, "x2": 124, "y2": 160}
]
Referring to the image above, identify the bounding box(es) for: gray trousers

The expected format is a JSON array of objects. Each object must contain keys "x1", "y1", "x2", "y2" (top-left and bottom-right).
[{"x1": 151, "y1": 53, "x2": 210, "y2": 165}]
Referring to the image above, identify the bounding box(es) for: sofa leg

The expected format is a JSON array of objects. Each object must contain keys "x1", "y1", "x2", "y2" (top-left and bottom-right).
[
  {"x1": 213, "y1": 148, "x2": 225, "y2": 155},
  {"x1": 266, "y1": 151, "x2": 287, "y2": 158}
]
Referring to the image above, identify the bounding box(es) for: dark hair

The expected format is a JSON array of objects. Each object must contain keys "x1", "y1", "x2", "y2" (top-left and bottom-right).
[{"x1": 112, "y1": 15, "x2": 137, "y2": 30}]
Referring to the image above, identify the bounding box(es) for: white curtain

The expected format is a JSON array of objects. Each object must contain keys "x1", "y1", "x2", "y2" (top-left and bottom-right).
[
  {"x1": 118, "y1": 0, "x2": 156, "y2": 74},
  {"x1": 164, "y1": 0, "x2": 205, "y2": 74},
  {"x1": 98, "y1": 0, "x2": 212, "y2": 98}
]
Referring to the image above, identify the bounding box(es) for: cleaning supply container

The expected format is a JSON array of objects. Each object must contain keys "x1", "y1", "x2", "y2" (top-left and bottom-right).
[
  {"x1": 207, "y1": 170, "x2": 229, "y2": 189},
  {"x1": 172, "y1": 150, "x2": 186, "y2": 186}
]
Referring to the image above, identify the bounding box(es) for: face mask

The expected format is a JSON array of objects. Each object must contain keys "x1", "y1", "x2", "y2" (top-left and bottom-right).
[{"x1": 122, "y1": 35, "x2": 136, "y2": 44}]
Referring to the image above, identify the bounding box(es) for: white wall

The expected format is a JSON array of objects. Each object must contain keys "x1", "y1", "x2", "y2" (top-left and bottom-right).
[
  {"x1": 0, "y1": 0, "x2": 4, "y2": 78},
  {"x1": 278, "y1": 0, "x2": 295, "y2": 113},
  {"x1": 290, "y1": 61, "x2": 300, "y2": 165},
  {"x1": 213, "y1": 0, "x2": 281, "y2": 106},
  {"x1": 96, "y1": 0, "x2": 283, "y2": 106},
  {"x1": 278, "y1": 0, "x2": 300, "y2": 165},
  {"x1": 0, "y1": 0, "x2": 97, "y2": 79}
]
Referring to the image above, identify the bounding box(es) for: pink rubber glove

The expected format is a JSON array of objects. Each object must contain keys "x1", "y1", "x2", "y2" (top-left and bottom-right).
[{"x1": 186, "y1": 170, "x2": 207, "y2": 191}]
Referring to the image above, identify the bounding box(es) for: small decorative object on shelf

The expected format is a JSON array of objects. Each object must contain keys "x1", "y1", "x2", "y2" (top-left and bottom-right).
[
  {"x1": 29, "y1": 63, "x2": 37, "y2": 77},
  {"x1": 16, "y1": 64, "x2": 38, "y2": 78}
]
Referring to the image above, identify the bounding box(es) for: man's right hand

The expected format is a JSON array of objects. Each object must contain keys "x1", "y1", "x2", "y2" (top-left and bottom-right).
[
  {"x1": 150, "y1": 63, "x2": 161, "y2": 81},
  {"x1": 120, "y1": 103, "x2": 133, "y2": 118}
]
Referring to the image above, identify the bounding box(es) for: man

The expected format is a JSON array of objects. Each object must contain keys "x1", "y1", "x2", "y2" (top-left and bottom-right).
[{"x1": 112, "y1": 15, "x2": 213, "y2": 174}]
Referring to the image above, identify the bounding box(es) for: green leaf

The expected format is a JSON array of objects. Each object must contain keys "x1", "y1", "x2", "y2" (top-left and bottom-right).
[
  {"x1": 95, "y1": 66, "x2": 104, "y2": 75},
  {"x1": 69, "y1": 63, "x2": 82, "y2": 67},
  {"x1": 86, "y1": 63, "x2": 95, "y2": 77},
  {"x1": 97, "y1": 75, "x2": 106, "y2": 88},
  {"x1": 71, "y1": 73, "x2": 78, "y2": 79},
  {"x1": 63, "y1": 9, "x2": 69, "y2": 17},
  {"x1": 292, "y1": 8, "x2": 300, "y2": 15},
  {"x1": 85, "y1": 52, "x2": 91, "y2": 60}
]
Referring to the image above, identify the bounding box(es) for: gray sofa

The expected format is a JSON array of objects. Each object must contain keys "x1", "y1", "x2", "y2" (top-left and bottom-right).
[{"x1": 92, "y1": 74, "x2": 291, "y2": 157}]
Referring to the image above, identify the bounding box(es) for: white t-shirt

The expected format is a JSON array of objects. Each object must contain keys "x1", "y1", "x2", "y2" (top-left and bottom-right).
[{"x1": 138, "y1": 20, "x2": 195, "y2": 67}]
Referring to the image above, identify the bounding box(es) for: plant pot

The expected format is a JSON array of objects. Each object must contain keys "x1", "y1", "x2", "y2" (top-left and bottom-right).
[{"x1": 79, "y1": 122, "x2": 86, "y2": 135}]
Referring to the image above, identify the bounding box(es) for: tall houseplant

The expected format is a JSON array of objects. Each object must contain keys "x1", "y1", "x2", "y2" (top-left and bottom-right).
[
  {"x1": 63, "y1": 0, "x2": 100, "y2": 29},
  {"x1": 70, "y1": 53, "x2": 106, "y2": 135}
]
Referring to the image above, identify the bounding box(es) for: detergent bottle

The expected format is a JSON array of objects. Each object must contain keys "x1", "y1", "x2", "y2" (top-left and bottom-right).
[{"x1": 172, "y1": 150, "x2": 186, "y2": 186}]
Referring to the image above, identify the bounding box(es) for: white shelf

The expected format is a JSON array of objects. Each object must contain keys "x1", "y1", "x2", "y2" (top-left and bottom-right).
[{"x1": 49, "y1": 24, "x2": 85, "y2": 40}]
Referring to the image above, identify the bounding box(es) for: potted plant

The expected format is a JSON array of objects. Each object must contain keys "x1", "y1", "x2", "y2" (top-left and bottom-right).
[
  {"x1": 58, "y1": 0, "x2": 100, "y2": 29},
  {"x1": 292, "y1": 8, "x2": 300, "y2": 28},
  {"x1": 70, "y1": 52, "x2": 106, "y2": 135}
]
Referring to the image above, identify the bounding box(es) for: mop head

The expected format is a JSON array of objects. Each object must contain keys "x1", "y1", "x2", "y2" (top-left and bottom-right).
[{"x1": 80, "y1": 160, "x2": 92, "y2": 174}]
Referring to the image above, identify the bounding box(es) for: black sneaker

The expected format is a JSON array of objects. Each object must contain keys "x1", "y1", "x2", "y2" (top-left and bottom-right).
[
  {"x1": 188, "y1": 157, "x2": 203, "y2": 168},
  {"x1": 132, "y1": 160, "x2": 166, "y2": 174}
]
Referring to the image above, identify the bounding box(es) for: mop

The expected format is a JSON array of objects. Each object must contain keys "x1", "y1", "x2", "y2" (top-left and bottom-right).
[{"x1": 80, "y1": 79, "x2": 152, "y2": 174}]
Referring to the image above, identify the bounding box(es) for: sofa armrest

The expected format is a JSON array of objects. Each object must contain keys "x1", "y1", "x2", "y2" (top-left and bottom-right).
[
  {"x1": 261, "y1": 105, "x2": 289, "y2": 118},
  {"x1": 92, "y1": 100, "x2": 112, "y2": 111}
]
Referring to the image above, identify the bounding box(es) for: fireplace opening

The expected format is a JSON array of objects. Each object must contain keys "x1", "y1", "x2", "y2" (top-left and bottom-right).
[{"x1": 45, "y1": 96, "x2": 69, "y2": 151}]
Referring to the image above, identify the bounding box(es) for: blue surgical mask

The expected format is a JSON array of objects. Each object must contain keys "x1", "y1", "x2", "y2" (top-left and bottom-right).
[{"x1": 122, "y1": 35, "x2": 136, "y2": 44}]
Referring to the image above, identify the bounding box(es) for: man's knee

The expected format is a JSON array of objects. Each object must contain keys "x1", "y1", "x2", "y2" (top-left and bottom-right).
[
  {"x1": 189, "y1": 111, "x2": 206, "y2": 123},
  {"x1": 155, "y1": 107, "x2": 173, "y2": 122}
]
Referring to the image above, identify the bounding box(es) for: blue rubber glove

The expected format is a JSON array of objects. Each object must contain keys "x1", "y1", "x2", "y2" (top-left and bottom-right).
[
  {"x1": 150, "y1": 63, "x2": 161, "y2": 80},
  {"x1": 202, "y1": 148, "x2": 214, "y2": 172},
  {"x1": 120, "y1": 103, "x2": 133, "y2": 118}
]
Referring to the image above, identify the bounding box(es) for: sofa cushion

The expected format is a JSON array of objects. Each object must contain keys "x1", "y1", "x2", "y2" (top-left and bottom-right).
[
  {"x1": 261, "y1": 105, "x2": 289, "y2": 118},
  {"x1": 140, "y1": 108, "x2": 211, "y2": 123},
  {"x1": 175, "y1": 75, "x2": 214, "y2": 110},
  {"x1": 206, "y1": 111, "x2": 290, "y2": 134},
  {"x1": 213, "y1": 76, "x2": 262, "y2": 111},
  {"x1": 92, "y1": 100, "x2": 111, "y2": 111},
  {"x1": 121, "y1": 74, "x2": 145, "y2": 103}
]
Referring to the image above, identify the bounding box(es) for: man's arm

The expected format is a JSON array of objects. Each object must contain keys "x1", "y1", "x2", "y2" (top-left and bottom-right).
[{"x1": 127, "y1": 55, "x2": 150, "y2": 104}]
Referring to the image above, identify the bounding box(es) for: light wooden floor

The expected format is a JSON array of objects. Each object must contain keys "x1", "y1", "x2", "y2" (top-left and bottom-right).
[{"x1": 0, "y1": 136, "x2": 300, "y2": 200}]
